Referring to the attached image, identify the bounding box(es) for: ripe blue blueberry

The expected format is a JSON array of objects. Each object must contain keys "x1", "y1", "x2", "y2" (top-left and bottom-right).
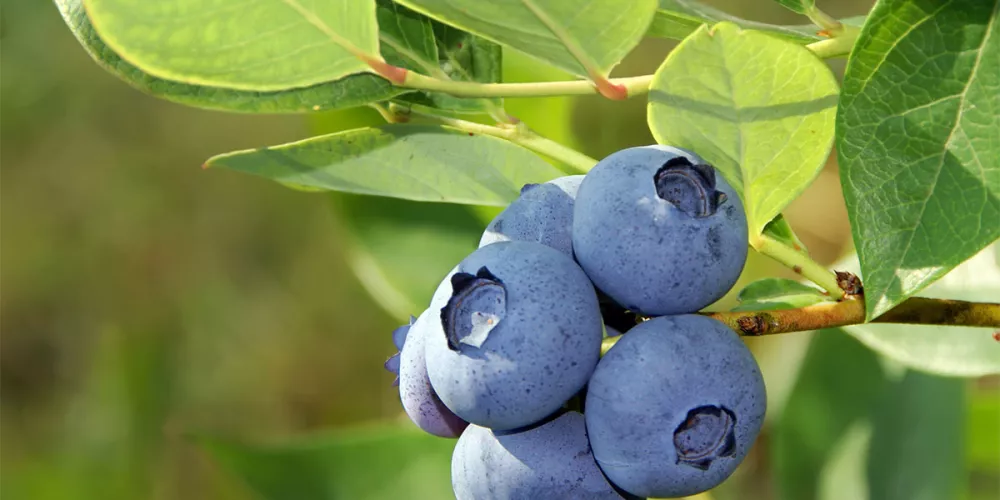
[
  {"x1": 585, "y1": 315, "x2": 766, "y2": 498},
  {"x1": 425, "y1": 241, "x2": 603, "y2": 431},
  {"x1": 397, "y1": 309, "x2": 468, "y2": 438},
  {"x1": 451, "y1": 412, "x2": 629, "y2": 500},
  {"x1": 479, "y1": 175, "x2": 584, "y2": 257},
  {"x1": 572, "y1": 145, "x2": 748, "y2": 316}
]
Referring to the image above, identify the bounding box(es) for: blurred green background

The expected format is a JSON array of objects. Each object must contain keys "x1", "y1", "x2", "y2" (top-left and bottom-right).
[{"x1": 2, "y1": 1, "x2": 997, "y2": 499}]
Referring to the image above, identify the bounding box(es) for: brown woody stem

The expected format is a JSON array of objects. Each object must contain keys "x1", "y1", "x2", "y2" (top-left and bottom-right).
[
  {"x1": 707, "y1": 297, "x2": 1000, "y2": 336},
  {"x1": 601, "y1": 297, "x2": 999, "y2": 354}
]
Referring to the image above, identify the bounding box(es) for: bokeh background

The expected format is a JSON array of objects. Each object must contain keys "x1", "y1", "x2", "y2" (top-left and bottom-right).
[{"x1": 2, "y1": 1, "x2": 997, "y2": 499}]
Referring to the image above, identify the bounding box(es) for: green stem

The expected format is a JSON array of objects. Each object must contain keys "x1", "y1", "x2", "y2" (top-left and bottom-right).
[
  {"x1": 400, "y1": 72, "x2": 653, "y2": 99},
  {"x1": 805, "y1": 24, "x2": 861, "y2": 58},
  {"x1": 504, "y1": 126, "x2": 597, "y2": 174},
  {"x1": 367, "y1": 102, "x2": 400, "y2": 123},
  {"x1": 390, "y1": 105, "x2": 597, "y2": 174},
  {"x1": 751, "y1": 233, "x2": 846, "y2": 299},
  {"x1": 804, "y1": 5, "x2": 844, "y2": 34},
  {"x1": 390, "y1": 31, "x2": 851, "y2": 101}
]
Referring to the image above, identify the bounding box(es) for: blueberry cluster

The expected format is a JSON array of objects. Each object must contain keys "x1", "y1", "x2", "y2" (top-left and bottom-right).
[{"x1": 385, "y1": 145, "x2": 767, "y2": 499}]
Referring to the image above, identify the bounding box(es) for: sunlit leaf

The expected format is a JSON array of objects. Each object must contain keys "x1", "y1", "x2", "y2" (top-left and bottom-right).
[
  {"x1": 649, "y1": 22, "x2": 838, "y2": 237},
  {"x1": 57, "y1": 0, "x2": 405, "y2": 112},
  {"x1": 84, "y1": 0, "x2": 380, "y2": 90}
]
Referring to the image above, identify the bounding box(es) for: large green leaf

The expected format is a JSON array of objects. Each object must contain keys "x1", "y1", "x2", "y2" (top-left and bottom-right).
[
  {"x1": 58, "y1": 0, "x2": 406, "y2": 113},
  {"x1": 867, "y1": 371, "x2": 965, "y2": 500},
  {"x1": 649, "y1": 0, "x2": 863, "y2": 43},
  {"x1": 333, "y1": 194, "x2": 481, "y2": 320},
  {"x1": 205, "y1": 124, "x2": 564, "y2": 206},
  {"x1": 773, "y1": 330, "x2": 885, "y2": 500},
  {"x1": 648, "y1": 22, "x2": 838, "y2": 236},
  {"x1": 837, "y1": 0, "x2": 1000, "y2": 320},
  {"x1": 394, "y1": 0, "x2": 657, "y2": 79},
  {"x1": 967, "y1": 388, "x2": 1000, "y2": 472},
  {"x1": 200, "y1": 424, "x2": 454, "y2": 500},
  {"x1": 838, "y1": 244, "x2": 1000, "y2": 377},
  {"x1": 84, "y1": 0, "x2": 380, "y2": 91}
]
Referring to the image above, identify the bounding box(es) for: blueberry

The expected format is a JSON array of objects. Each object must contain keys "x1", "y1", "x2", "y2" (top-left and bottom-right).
[
  {"x1": 585, "y1": 315, "x2": 766, "y2": 498},
  {"x1": 398, "y1": 308, "x2": 469, "y2": 438},
  {"x1": 479, "y1": 175, "x2": 584, "y2": 257},
  {"x1": 451, "y1": 412, "x2": 629, "y2": 499},
  {"x1": 572, "y1": 145, "x2": 748, "y2": 316},
  {"x1": 425, "y1": 241, "x2": 603, "y2": 431}
]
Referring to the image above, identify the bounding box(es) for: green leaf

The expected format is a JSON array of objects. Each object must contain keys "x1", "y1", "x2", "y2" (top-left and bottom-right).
[
  {"x1": 200, "y1": 423, "x2": 454, "y2": 500},
  {"x1": 816, "y1": 422, "x2": 872, "y2": 500},
  {"x1": 375, "y1": 0, "x2": 504, "y2": 115},
  {"x1": 57, "y1": 0, "x2": 406, "y2": 113},
  {"x1": 205, "y1": 124, "x2": 564, "y2": 206},
  {"x1": 773, "y1": 330, "x2": 885, "y2": 500},
  {"x1": 773, "y1": 0, "x2": 814, "y2": 15},
  {"x1": 967, "y1": 388, "x2": 1000, "y2": 472},
  {"x1": 648, "y1": 22, "x2": 839, "y2": 236},
  {"x1": 83, "y1": 0, "x2": 380, "y2": 91},
  {"x1": 394, "y1": 0, "x2": 658, "y2": 79},
  {"x1": 333, "y1": 194, "x2": 481, "y2": 320},
  {"x1": 867, "y1": 371, "x2": 965, "y2": 500},
  {"x1": 763, "y1": 214, "x2": 810, "y2": 255},
  {"x1": 733, "y1": 278, "x2": 832, "y2": 312},
  {"x1": 375, "y1": 0, "x2": 439, "y2": 69},
  {"x1": 839, "y1": 244, "x2": 1000, "y2": 377},
  {"x1": 649, "y1": 0, "x2": 859, "y2": 43},
  {"x1": 393, "y1": 16, "x2": 504, "y2": 114},
  {"x1": 836, "y1": 0, "x2": 1000, "y2": 320}
]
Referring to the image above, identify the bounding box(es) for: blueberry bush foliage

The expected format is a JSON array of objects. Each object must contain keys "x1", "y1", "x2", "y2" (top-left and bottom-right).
[{"x1": 59, "y1": 0, "x2": 997, "y2": 498}]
